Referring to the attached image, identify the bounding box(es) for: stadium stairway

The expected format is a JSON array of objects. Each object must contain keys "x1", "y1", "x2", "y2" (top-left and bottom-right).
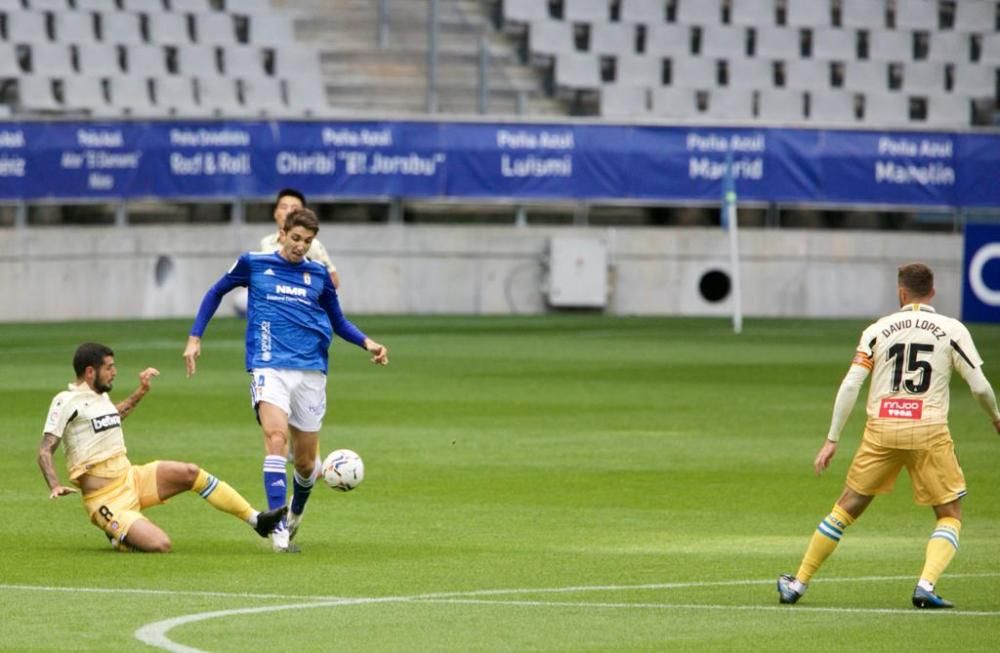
[{"x1": 282, "y1": 0, "x2": 566, "y2": 116}]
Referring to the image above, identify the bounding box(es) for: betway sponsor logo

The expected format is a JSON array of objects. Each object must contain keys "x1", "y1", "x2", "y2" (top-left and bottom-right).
[
  {"x1": 879, "y1": 398, "x2": 923, "y2": 419},
  {"x1": 91, "y1": 413, "x2": 122, "y2": 432},
  {"x1": 275, "y1": 284, "x2": 306, "y2": 297}
]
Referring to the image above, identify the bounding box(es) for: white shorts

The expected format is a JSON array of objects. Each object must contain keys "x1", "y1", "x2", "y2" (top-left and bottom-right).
[{"x1": 249, "y1": 368, "x2": 327, "y2": 432}]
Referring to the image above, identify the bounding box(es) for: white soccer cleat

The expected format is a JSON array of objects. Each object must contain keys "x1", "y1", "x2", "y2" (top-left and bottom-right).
[
  {"x1": 287, "y1": 507, "x2": 305, "y2": 542},
  {"x1": 270, "y1": 525, "x2": 299, "y2": 553}
]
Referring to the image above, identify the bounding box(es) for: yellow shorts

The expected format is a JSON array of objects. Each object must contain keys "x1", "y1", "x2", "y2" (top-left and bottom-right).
[
  {"x1": 82, "y1": 460, "x2": 163, "y2": 543},
  {"x1": 845, "y1": 437, "x2": 966, "y2": 506}
]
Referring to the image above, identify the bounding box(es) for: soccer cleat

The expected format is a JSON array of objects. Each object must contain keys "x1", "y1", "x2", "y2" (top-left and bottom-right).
[
  {"x1": 777, "y1": 574, "x2": 805, "y2": 605},
  {"x1": 254, "y1": 506, "x2": 287, "y2": 538},
  {"x1": 287, "y1": 507, "x2": 304, "y2": 542},
  {"x1": 912, "y1": 585, "x2": 954, "y2": 609},
  {"x1": 269, "y1": 523, "x2": 301, "y2": 553}
]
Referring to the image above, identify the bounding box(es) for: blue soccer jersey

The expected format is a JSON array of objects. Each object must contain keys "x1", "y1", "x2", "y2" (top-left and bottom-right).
[{"x1": 190, "y1": 251, "x2": 367, "y2": 373}]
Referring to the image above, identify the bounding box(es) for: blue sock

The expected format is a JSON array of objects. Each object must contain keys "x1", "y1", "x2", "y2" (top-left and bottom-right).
[
  {"x1": 263, "y1": 454, "x2": 288, "y2": 512},
  {"x1": 290, "y1": 465, "x2": 316, "y2": 516}
]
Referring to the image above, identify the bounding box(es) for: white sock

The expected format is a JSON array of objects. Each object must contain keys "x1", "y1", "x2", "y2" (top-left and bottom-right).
[{"x1": 917, "y1": 578, "x2": 935, "y2": 592}]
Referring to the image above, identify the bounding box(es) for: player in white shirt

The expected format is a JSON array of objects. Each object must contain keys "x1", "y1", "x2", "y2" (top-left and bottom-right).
[
  {"x1": 778, "y1": 263, "x2": 1000, "y2": 609},
  {"x1": 261, "y1": 188, "x2": 340, "y2": 289},
  {"x1": 37, "y1": 342, "x2": 286, "y2": 552}
]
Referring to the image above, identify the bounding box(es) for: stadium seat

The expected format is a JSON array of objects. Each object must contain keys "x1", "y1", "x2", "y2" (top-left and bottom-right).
[
  {"x1": 240, "y1": 76, "x2": 288, "y2": 116},
  {"x1": 806, "y1": 89, "x2": 859, "y2": 124},
  {"x1": 893, "y1": 0, "x2": 939, "y2": 30},
  {"x1": 840, "y1": 0, "x2": 887, "y2": 29},
  {"x1": 705, "y1": 87, "x2": 756, "y2": 120},
  {"x1": 867, "y1": 30, "x2": 913, "y2": 61},
  {"x1": 953, "y1": 0, "x2": 997, "y2": 33},
  {"x1": 62, "y1": 75, "x2": 112, "y2": 115},
  {"x1": 952, "y1": 63, "x2": 996, "y2": 97},
  {"x1": 564, "y1": 0, "x2": 611, "y2": 22},
  {"x1": 231, "y1": 0, "x2": 274, "y2": 13},
  {"x1": 724, "y1": 58, "x2": 773, "y2": 89},
  {"x1": 221, "y1": 45, "x2": 268, "y2": 77},
  {"x1": 152, "y1": 74, "x2": 208, "y2": 116},
  {"x1": 0, "y1": 0, "x2": 23, "y2": 8},
  {"x1": 25, "y1": 0, "x2": 69, "y2": 9},
  {"x1": 669, "y1": 56, "x2": 718, "y2": 87},
  {"x1": 74, "y1": 0, "x2": 118, "y2": 10},
  {"x1": 0, "y1": 42, "x2": 23, "y2": 75},
  {"x1": 900, "y1": 61, "x2": 946, "y2": 94},
  {"x1": 729, "y1": 0, "x2": 777, "y2": 27},
  {"x1": 599, "y1": 84, "x2": 648, "y2": 117},
  {"x1": 76, "y1": 43, "x2": 123, "y2": 76},
  {"x1": 192, "y1": 12, "x2": 240, "y2": 46},
  {"x1": 862, "y1": 91, "x2": 908, "y2": 125},
  {"x1": 97, "y1": 12, "x2": 145, "y2": 45},
  {"x1": 195, "y1": 75, "x2": 247, "y2": 116},
  {"x1": 246, "y1": 14, "x2": 296, "y2": 47},
  {"x1": 176, "y1": 44, "x2": 221, "y2": 76},
  {"x1": 699, "y1": 25, "x2": 748, "y2": 58},
  {"x1": 16, "y1": 76, "x2": 62, "y2": 112},
  {"x1": 620, "y1": 0, "x2": 666, "y2": 25},
  {"x1": 529, "y1": 20, "x2": 575, "y2": 59},
  {"x1": 752, "y1": 26, "x2": 803, "y2": 58},
  {"x1": 105, "y1": 75, "x2": 159, "y2": 115},
  {"x1": 650, "y1": 86, "x2": 699, "y2": 118},
  {"x1": 756, "y1": 88, "x2": 805, "y2": 122},
  {"x1": 53, "y1": 11, "x2": 98, "y2": 44},
  {"x1": 674, "y1": 0, "x2": 722, "y2": 26},
  {"x1": 782, "y1": 59, "x2": 833, "y2": 90},
  {"x1": 843, "y1": 60, "x2": 890, "y2": 93},
  {"x1": 28, "y1": 43, "x2": 75, "y2": 75},
  {"x1": 923, "y1": 94, "x2": 970, "y2": 128},
  {"x1": 120, "y1": 0, "x2": 165, "y2": 11},
  {"x1": 590, "y1": 23, "x2": 635, "y2": 55},
  {"x1": 503, "y1": 0, "x2": 550, "y2": 24},
  {"x1": 554, "y1": 51, "x2": 601, "y2": 89},
  {"x1": 170, "y1": 0, "x2": 213, "y2": 12},
  {"x1": 614, "y1": 53, "x2": 663, "y2": 86},
  {"x1": 926, "y1": 32, "x2": 970, "y2": 63},
  {"x1": 645, "y1": 23, "x2": 692, "y2": 56},
  {"x1": 5, "y1": 10, "x2": 51, "y2": 43},
  {"x1": 147, "y1": 11, "x2": 193, "y2": 46},
  {"x1": 285, "y1": 76, "x2": 332, "y2": 116},
  {"x1": 811, "y1": 27, "x2": 857, "y2": 61},
  {"x1": 785, "y1": 0, "x2": 833, "y2": 28},
  {"x1": 123, "y1": 44, "x2": 169, "y2": 76},
  {"x1": 981, "y1": 33, "x2": 1000, "y2": 64},
  {"x1": 273, "y1": 45, "x2": 322, "y2": 79}
]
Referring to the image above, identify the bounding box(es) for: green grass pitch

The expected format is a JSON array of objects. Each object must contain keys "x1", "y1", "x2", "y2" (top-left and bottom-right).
[{"x1": 1, "y1": 315, "x2": 999, "y2": 652}]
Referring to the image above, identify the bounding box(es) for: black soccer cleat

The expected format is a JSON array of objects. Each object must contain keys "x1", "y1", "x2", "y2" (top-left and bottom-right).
[
  {"x1": 912, "y1": 585, "x2": 954, "y2": 609},
  {"x1": 254, "y1": 506, "x2": 288, "y2": 538}
]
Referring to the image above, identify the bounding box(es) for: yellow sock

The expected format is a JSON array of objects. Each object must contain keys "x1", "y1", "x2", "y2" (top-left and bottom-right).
[
  {"x1": 796, "y1": 504, "x2": 856, "y2": 584},
  {"x1": 193, "y1": 468, "x2": 255, "y2": 523},
  {"x1": 919, "y1": 517, "x2": 961, "y2": 587}
]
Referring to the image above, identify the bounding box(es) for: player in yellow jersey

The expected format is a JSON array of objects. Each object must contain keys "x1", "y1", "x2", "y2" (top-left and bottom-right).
[
  {"x1": 37, "y1": 342, "x2": 286, "y2": 552},
  {"x1": 261, "y1": 188, "x2": 340, "y2": 288},
  {"x1": 778, "y1": 263, "x2": 1000, "y2": 608}
]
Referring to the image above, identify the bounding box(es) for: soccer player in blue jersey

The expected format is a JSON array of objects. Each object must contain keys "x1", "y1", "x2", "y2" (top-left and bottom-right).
[{"x1": 183, "y1": 208, "x2": 388, "y2": 552}]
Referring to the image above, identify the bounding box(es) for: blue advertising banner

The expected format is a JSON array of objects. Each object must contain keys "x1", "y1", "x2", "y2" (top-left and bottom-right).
[
  {"x1": 962, "y1": 222, "x2": 1000, "y2": 324},
  {"x1": 0, "y1": 120, "x2": 998, "y2": 206}
]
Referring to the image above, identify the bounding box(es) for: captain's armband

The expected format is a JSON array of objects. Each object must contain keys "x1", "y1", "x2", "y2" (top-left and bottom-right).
[{"x1": 851, "y1": 351, "x2": 874, "y2": 370}]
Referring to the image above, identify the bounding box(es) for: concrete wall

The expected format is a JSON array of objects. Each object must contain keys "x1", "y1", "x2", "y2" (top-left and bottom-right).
[{"x1": 0, "y1": 224, "x2": 964, "y2": 322}]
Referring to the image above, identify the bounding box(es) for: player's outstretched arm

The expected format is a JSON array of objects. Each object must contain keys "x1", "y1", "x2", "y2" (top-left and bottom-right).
[
  {"x1": 364, "y1": 338, "x2": 388, "y2": 366},
  {"x1": 183, "y1": 336, "x2": 202, "y2": 377},
  {"x1": 117, "y1": 367, "x2": 159, "y2": 418},
  {"x1": 37, "y1": 433, "x2": 78, "y2": 499}
]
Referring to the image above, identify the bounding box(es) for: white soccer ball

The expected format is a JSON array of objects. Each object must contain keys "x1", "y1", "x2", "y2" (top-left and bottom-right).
[{"x1": 322, "y1": 449, "x2": 364, "y2": 491}]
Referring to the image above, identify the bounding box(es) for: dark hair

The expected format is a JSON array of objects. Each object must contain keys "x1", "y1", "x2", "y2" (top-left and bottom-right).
[
  {"x1": 898, "y1": 263, "x2": 934, "y2": 298},
  {"x1": 283, "y1": 208, "x2": 320, "y2": 235},
  {"x1": 73, "y1": 342, "x2": 113, "y2": 377},
  {"x1": 274, "y1": 188, "x2": 306, "y2": 211}
]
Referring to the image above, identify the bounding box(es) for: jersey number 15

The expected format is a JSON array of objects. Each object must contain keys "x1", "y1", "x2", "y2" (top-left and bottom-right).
[{"x1": 887, "y1": 343, "x2": 933, "y2": 394}]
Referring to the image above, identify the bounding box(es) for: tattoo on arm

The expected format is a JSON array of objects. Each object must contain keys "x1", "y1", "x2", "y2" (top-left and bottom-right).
[
  {"x1": 37, "y1": 433, "x2": 63, "y2": 490},
  {"x1": 115, "y1": 388, "x2": 146, "y2": 420}
]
